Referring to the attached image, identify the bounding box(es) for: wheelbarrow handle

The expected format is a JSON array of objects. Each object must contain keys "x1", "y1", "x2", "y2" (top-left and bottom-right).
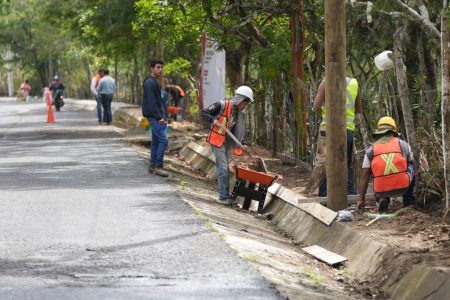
[{"x1": 216, "y1": 123, "x2": 254, "y2": 158}]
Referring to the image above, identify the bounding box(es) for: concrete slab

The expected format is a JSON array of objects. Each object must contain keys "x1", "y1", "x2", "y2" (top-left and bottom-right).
[{"x1": 302, "y1": 245, "x2": 348, "y2": 266}]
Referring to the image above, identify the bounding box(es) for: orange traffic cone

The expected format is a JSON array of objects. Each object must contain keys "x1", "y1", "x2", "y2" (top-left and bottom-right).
[{"x1": 46, "y1": 94, "x2": 55, "y2": 123}]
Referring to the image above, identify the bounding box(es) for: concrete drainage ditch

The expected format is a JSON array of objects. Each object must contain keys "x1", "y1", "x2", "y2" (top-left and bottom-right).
[{"x1": 68, "y1": 99, "x2": 449, "y2": 299}]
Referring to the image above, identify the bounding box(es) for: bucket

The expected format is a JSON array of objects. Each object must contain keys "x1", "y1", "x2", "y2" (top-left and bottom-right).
[{"x1": 374, "y1": 51, "x2": 394, "y2": 71}]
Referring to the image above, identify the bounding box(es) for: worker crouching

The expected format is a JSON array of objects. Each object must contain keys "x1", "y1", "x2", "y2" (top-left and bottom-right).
[
  {"x1": 201, "y1": 86, "x2": 254, "y2": 205},
  {"x1": 357, "y1": 117, "x2": 415, "y2": 212}
]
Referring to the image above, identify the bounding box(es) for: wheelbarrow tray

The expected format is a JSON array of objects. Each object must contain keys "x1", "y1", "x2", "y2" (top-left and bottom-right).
[
  {"x1": 233, "y1": 166, "x2": 277, "y2": 187},
  {"x1": 167, "y1": 106, "x2": 181, "y2": 114}
]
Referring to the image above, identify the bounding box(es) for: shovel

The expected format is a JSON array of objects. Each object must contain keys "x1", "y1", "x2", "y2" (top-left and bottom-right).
[{"x1": 216, "y1": 123, "x2": 268, "y2": 173}]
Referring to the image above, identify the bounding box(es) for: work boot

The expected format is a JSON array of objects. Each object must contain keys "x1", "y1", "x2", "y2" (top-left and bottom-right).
[
  {"x1": 377, "y1": 197, "x2": 389, "y2": 213},
  {"x1": 150, "y1": 165, "x2": 169, "y2": 177},
  {"x1": 216, "y1": 197, "x2": 233, "y2": 206}
]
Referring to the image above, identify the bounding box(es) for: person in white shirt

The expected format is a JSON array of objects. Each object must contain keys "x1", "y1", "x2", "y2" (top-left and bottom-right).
[{"x1": 90, "y1": 69, "x2": 104, "y2": 124}]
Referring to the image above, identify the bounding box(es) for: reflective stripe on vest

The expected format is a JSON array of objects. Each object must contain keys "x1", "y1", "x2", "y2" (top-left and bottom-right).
[
  {"x1": 206, "y1": 100, "x2": 232, "y2": 147},
  {"x1": 371, "y1": 137, "x2": 410, "y2": 194},
  {"x1": 321, "y1": 77, "x2": 358, "y2": 131}
]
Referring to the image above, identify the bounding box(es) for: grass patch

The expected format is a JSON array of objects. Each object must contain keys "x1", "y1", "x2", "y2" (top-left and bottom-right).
[
  {"x1": 302, "y1": 267, "x2": 323, "y2": 287},
  {"x1": 193, "y1": 208, "x2": 219, "y2": 233}
]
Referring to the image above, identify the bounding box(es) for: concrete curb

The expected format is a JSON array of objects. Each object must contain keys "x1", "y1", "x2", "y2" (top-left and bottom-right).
[{"x1": 65, "y1": 98, "x2": 142, "y2": 126}]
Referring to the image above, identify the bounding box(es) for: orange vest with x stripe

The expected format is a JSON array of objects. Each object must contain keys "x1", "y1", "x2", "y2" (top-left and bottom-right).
[{"x1": 371, "y1": 137, "x2": 410, "y2": 194}]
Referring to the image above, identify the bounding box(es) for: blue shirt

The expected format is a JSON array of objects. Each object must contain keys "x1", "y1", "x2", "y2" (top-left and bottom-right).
[{"x1": 97, "y1": 76, "x2": 115, "y2": 95}]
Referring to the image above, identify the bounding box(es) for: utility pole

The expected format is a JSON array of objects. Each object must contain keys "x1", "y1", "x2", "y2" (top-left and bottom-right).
[
  {"x1": 442, "y1": 1, "x2": 450, "y2": 209},
  {"x1": 325, "y1": 0, "x2": 347, "y2": 211}
]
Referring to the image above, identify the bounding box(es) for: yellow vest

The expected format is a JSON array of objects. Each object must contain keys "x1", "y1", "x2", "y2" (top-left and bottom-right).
[{"x1": 321, "y1": 77, "x2": 358, "y2": 131}]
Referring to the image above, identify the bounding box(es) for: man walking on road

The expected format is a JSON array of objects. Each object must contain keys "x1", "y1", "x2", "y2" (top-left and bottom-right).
[
  {"x1": 91, "y1": 69, "x2": 104, "y2": 124},
  {"x1": 142, "y1": 59, "x2": 169, "y2": 177},
  {"x1": 312, "y1": 76, "x2": 362, "y2": 197},
  {"x1": 97, "y1": 69, "x2": 115, "y2": 125},
  {"x1": 201, "y1": 86, "x2": 254, "y2": 205}
]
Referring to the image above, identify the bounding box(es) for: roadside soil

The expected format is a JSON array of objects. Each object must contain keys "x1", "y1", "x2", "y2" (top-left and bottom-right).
[{"x1": 120, "y1": 120, "x2": 449, "y2": 299}]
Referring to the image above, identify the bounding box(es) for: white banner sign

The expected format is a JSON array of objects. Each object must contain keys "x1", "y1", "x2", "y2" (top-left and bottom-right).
[{"x1": 201, "y1": 36, "x2": 226, "y2": 108}]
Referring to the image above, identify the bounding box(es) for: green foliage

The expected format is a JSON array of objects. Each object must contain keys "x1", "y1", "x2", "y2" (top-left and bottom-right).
[
  {"x1": 0, "y1": 1, "x2": 446, "y2": 199},
  {"x1": 164, "y1": 57, "x2": 192, "y2": 79}
]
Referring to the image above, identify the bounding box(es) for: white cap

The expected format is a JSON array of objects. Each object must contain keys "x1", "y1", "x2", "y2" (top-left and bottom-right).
[{"x1": 235, "y1": 85, "x2": 254, "y2": 103}]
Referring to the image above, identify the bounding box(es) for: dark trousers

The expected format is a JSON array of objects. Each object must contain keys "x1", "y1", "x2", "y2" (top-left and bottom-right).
[
  {"x1": 149, "y1": 118, "x2": 168, "y2": 167},
  {"x1": 95, "y1": 96, "x2": 103, "y2": 122},
  {"x1": 375, "y1": 176, "x2": 416, "y2": 207},
  {"x1": 100, "y1": 94, "x2": 113, "y2": 124},
  {"x1": 319, "y1": 130, "x2": 357, "y2": 196}
]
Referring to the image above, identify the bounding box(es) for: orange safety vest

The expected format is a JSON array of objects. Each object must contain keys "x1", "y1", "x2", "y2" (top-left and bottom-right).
[
  {"x1": 95, "y1": 74, "x2": 101, "y2": 88},
  {"x1": 371, "y1": 137, "x2": 410, "y2": 194},
  {"x1": 174, "y1": 85, "x2": 185, "y2": 97},
  {"x1": 207, "y1": 100, "x2": 232, "y2": 147}
]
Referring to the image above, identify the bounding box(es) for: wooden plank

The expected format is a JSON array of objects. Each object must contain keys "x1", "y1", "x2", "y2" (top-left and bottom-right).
[
  {"x1": 297, "y1": 202, "x2": 338, "y2": 226},
  {"x1": 310, "y1": 194, "x2": 375, "y2": 205},
  {"x1": 302, "y1": 245, "x2": 347, "y2": 266}
]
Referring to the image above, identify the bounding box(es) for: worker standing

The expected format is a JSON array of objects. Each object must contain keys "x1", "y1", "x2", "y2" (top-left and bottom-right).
[
  {"x1": 357, "y1": 117, "x2": 415, "y2": 212},
  {"x1": 312, "y1": 77, "x2": 362, "y2": 197},
  {"x1": 90, "y1": 69, "x2": 104, "y2": 124},
  {"x1": 142, "y1": 59, "x2": 169, "y2": 177},
  {"x1": 166, "y1": 84, "x2": 186, "y2": 121},
  {"x1": 201, "y1": 86, "x2": 254, "y2": 205}
]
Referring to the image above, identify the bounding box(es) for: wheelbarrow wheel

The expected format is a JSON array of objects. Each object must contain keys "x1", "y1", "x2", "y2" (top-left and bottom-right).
[{"x1": 242, "y1": 182, "x2": 256, "y2": 210}]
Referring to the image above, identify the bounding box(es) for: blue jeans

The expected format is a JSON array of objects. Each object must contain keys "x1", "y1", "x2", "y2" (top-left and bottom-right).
[
  {"x1": 100, "y1": 94, "x2": 113, "y2": 124},
  {"x1": 211, "y1": 145, "x2": 231, "y2": 199},
  {"x1": 319, "y1": 130, "x2": 357, "y2": 196},
  {"x1": 149, "y1": 119, "x2": 168, "y2": 167},
  {"x1": 96, "y1": 96, "x2": 103, "y2": 123}
]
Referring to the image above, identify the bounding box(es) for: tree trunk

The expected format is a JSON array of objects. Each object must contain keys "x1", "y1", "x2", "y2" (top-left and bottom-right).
[
  {"x1": 114, "y1": 55, "x2": 118, "y2": 101},
  {"x1": 417, "y1": 31, "x2": 437, "y2": 130},
  {"x1": 376, "y1": 72, "x2": 388, "y2": 118},
  {"x1": 325, "y1": 0, "x2": 347, "y2": 211},
  {"x1": 133, "y1": 54, "x2": 139, "y2": 105},
  {"x1": 226, "y1": 47, "x2": 246, "y2": 89},
  {"x1": 272, "y1": 76, "x2": 283, "y2": 156},
  {"x1": 48, "y1": 55, "x2": 53, "y2": 84},
  {"x1": 393, "y1": 20, "x2": 420, "y2": 183},
  {"x1": 441, "y1": 12, "x2": 450, "y2": 209},
  {"x1": 290, "y1": 2, "x2": 307, "y2": 159}
]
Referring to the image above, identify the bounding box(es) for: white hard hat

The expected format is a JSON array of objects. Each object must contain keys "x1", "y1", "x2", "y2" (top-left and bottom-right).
[{"x1": 235, "y1": 85, "x2": 254, "y2": 103}]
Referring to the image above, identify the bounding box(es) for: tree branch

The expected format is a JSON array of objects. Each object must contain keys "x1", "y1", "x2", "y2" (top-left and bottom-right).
[
  {"x1": 391, "y1": 0, "x2": 440, "y2": 40},
  {"x1": 350, "y1": 1, "x2": 440, "y2": 40}
]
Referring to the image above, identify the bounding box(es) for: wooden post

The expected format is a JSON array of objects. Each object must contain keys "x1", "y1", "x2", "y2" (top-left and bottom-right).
[
  {"x1": 325, "y1": 0, "x2": 347, "y2": 211},
  {"x1": 442, "y1": 9, "x2": 450, "y2": 209}
]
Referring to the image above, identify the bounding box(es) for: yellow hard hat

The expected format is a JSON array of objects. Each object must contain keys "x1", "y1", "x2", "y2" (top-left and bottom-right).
[
  {"x1": 140, "y1": 117, "x2": 150, "y2": 129},
  {"x1": 374, "y1": 116, "x2": 397, "y2": 135},
  {"x1": 377, "y1": 116, "x2": 397, "y2": 131}
]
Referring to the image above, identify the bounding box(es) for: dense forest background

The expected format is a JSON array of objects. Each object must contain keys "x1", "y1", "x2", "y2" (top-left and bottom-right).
[{"x1": 0, "y1": 0, "x2": 449, "y2": 207}]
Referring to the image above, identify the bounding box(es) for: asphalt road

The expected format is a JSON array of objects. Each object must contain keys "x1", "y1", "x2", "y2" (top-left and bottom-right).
[{"x1": 0, "y1": 98, "x2": 282, "y2": 300}]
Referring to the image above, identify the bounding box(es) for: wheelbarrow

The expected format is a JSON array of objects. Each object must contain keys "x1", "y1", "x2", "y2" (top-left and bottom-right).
[{"x1": 231, "y1": 165, "x2": 278, "y2": 213}]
